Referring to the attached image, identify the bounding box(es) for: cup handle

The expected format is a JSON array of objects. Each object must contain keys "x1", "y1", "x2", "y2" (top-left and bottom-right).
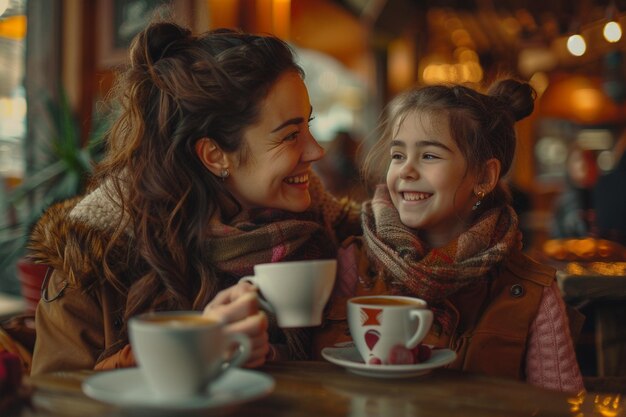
[
  {"x1": 221, "y1": 332, "x2": 251, "y2": 373},
  {"x1": 240, "y1": 276, "x2": 275, "y2": 314},
  {"x1": 406, "y1": 309, "x2": 434, "y2": 349}
]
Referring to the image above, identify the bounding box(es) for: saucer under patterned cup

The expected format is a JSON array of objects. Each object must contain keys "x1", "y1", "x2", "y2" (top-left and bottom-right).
[{"x1": 322, "y1": 342, "x2": 457, "y2": 378}]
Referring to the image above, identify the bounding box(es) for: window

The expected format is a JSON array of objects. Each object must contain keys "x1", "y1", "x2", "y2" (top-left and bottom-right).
[
  {"x1": 0, "y1": 0, "x2": 26, "y2": 294},
  {"x1": 0, "y1": 0, "x2": 26, "y2": 193}
]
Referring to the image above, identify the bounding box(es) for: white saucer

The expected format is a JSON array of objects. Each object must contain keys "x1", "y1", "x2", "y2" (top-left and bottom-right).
[
  {"x1": 82, "y1": 368, "x2": 274, "y2": 412},
  {"x1": 321, "y1": 343, "x2": 457, "y2": 378}
]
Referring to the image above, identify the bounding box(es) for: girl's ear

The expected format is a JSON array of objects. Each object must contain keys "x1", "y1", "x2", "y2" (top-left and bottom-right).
[
  {"x1": 476, "y1": 158, "x2": 501, "y2": 194},
  {"x1": 195, "y1": 138, "x2": 229, "y2": 177}
]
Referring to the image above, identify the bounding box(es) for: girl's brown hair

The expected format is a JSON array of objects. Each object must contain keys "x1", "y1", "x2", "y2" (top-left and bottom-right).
[{"x1": 363, "y1": 79, "x2": 536, "y2": 210}]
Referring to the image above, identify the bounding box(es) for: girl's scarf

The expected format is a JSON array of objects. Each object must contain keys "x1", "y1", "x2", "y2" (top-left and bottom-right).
[{"x1": 362, "y1": 185, "x2": 519, "y2": 334}]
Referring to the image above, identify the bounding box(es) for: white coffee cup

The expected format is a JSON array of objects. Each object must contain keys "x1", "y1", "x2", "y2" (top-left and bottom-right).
[
  {"x1": 241, "y1": 259, "x2": 337, "y2": 328},
  {"x1": 129, "y1": 311, "x2": 250, "y2": 401},
  {"x1": 347, "y1": 295, "x2": 433, "y2": 365}
]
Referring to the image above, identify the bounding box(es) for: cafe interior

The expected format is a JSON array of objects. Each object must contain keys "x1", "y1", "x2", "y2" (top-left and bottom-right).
[{"x1": 1, "y1": 0, "x2": 626, "y2": 415}]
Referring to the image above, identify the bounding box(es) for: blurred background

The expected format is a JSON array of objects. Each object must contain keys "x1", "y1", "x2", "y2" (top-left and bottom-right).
[
  {"x1": 0, "y1": 0, "x2": 626, "y2": 376},
  {"x1": 1, "y1": 2, "x2": 626, "y2": 368}
]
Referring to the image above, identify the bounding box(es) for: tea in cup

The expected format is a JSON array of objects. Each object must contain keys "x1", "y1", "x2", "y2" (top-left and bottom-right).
[
  {"x1": 347, "y1": 296, "x2": 433, "y2": 365},
  {"x1": 129, "y1": 311, "x2": 250, "y2": 401},
  {"x1": 241, "y1": 259, "x2": 337, "y2": 328}
]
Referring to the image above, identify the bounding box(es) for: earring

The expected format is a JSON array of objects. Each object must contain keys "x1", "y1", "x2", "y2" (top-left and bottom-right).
[
  {"x1": 472, "y1": 190, "x2": 485, "y2": 211},
  {"x1": 220, "y1": 168, "x2": 230, "y2": 180}
]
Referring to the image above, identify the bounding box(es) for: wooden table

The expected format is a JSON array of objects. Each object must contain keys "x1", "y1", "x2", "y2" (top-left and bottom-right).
[
  {"x1": 6, "y1": 361, "x2": 625, "y2": 417},
  {"x1": 556, "y1": 262, "x2": 626, "y2": 377},
  {"x1": 556, "y1": 262, "x2": 626, "y2": 301}
]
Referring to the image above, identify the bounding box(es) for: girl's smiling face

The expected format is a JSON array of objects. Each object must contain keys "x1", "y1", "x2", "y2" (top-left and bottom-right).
[
  {"x1": 227, "y1": 71, "x2": 324, "y2": 212},
  {"x1": 386, "y1": 111, "x2": 479, "y2": 247}
]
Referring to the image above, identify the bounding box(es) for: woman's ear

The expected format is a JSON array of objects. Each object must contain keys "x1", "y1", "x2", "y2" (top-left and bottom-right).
[
  {"x1": 195, "y1": 138, "x2": 228, "y2": 177},
  {"x1": 476, "y1": 158, "x2": 501, "y2": 194}
]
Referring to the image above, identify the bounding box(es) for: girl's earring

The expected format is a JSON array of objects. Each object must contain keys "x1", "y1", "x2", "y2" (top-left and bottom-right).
[
  {"x1": 220, "y1": 168, "x2": 230, "y2": 181},
  {"x1": 472, "y1": 190, "x2": 485, "y2": 211}
]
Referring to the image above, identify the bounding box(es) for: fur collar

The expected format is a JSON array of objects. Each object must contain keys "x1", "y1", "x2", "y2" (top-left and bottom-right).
[{"x1": 27, "y1": 187, "x2": 133, "y2": 287}]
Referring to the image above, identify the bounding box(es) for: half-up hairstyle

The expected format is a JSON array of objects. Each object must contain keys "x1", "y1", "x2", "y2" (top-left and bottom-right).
[
  {"x1": 363, "y1": 79, "x2": 536, "y2": 212},
  {"x1": 92, "y1": 20, "x2": 304, "y2": 323}
]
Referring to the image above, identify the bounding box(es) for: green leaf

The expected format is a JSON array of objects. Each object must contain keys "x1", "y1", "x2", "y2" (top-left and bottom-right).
[{"x1": 0, "y1": 86, "x2": 112, "y2": 277}]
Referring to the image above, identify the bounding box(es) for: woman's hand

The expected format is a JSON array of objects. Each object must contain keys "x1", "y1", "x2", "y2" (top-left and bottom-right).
[{"x1": 203, "y1": 282, "x2": 269, "y2": 368}]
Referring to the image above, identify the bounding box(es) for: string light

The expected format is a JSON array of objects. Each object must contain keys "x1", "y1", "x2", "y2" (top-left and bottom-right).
[
  {"x1": 567, "y1": 34, "x2": 587, "y2": 56},
  {"x1": 603, "y1": 2, "x2": 622, "y2": 43},
  {"x1": 565, "y1": 14, "x2": 587, "y2": 57},
  {"x1": 604, "y1": 21, "x2": 623, "y2": 42}
]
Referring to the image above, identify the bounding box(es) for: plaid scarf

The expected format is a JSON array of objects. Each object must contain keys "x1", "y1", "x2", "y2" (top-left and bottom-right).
[
  {"x1": 205, "y1": 174, "x2": 349, "y2": 275},
  {"x1": 362, "y1": 185, "x2": 519, "y2": 334},
  {"x1": 206, "y1": 209, "x2": 335, "y2": 275},
  {"x1": 204, "y1": 175, "x2": 353, "y2": 359}
]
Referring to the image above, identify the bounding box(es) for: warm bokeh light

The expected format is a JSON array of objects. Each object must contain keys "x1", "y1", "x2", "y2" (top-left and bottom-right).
[
  {"x1": 539, "y1": 75, "x2": 625, "y2": 125},
  {"x1": 570, "y1": 88, "x2": 605, "y2": 122},
  {"x1": 420, "y1": 48, "x2": 483, "y2": 86},
  {"x1": 451, "y1": 28, "x2": 473, "y2": 48},
  {"x1": 0, "y1": 15, "x2": 27, "y2": 40},
  {"x1": 593, "y1": 393, "x2": 623, "y2": 417},
  {"x1": 567, "y1": 34, "x2": 587, "y2": 56},
  {"x1": 603, "y1": 21, "x2": 623, "y2": 43},
  {"x1": 272, "y1": 0, "x2": 291, "y2": 40},
  {"x1": 529, "y1": 72, "x2": 549, "y2": 96},
  {"x1": 567, "y1": 392, "x2": 624, "y2": 417},
  {"x1": 455, "y1": 47, "x2": 479, "y2": 63},
  {"x1": 421, "y1": 62, "x2": 483, "y2": 85},
  {"x1": 388, "y1": 38, "x2": 415, "y2": 94}
]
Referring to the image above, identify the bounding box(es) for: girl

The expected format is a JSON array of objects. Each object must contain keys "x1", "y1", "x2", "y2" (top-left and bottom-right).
[
  {"x1": 28, "y1": 21, "x2": 359, "y2": 375},
  {"x1": 315, "y1": 79, "x2": 584, "y2": 393}
]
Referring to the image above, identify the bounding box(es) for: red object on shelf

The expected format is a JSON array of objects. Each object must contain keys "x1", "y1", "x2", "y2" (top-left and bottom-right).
[{"x1": 16, "y1": 261, "x2": 48, "y2": 315}]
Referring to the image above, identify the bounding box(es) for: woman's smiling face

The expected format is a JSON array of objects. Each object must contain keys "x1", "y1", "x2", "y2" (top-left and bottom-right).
[
  {"x1": 226, "y1": 71, "x2": 324, "y2": 213},
  {"x1": 386, "y1": 111, "x2": 479, "y2": 247}
]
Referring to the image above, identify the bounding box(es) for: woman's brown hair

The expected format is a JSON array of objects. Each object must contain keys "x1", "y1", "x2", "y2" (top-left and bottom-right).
[{"x1": 92, "y1": 21, "x2": 304, "y2": 322}]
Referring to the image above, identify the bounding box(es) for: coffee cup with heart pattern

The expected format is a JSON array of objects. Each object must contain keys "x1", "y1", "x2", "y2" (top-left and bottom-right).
[{"x1": 347, "y1": 295, "x2": 433, "y2": 365}]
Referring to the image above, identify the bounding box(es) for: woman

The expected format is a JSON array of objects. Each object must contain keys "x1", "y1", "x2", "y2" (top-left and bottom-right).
[{"x1": 29, "y1": 21, "x2": 359, "y2": 374}]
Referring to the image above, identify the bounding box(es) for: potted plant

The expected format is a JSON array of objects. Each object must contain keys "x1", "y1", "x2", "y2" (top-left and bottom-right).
[{"x1": 0, "y1": 90, "x2": 108, "y2": 311}]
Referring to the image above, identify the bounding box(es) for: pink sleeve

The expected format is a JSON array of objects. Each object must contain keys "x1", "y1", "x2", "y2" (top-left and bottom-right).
[
  {"x1": 333, "y1": 243, "x2": 359, "y2": 298},
  {"x1": 525, "y1": 281, "x2": 585, "y2": 393}
]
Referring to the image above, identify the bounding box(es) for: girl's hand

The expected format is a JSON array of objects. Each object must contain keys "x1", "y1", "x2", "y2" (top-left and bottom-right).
[{"x1": 203, "y1": 282, "x2": 269, "y2": 368}]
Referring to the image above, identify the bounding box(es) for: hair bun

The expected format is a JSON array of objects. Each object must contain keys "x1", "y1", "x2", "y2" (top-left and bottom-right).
[
  {"x1": 131, "y1": 22, "x2": 191, "y2": 68},
  {"x1": 487, "y1": 79, "x2": 536, "y2": 121}
]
